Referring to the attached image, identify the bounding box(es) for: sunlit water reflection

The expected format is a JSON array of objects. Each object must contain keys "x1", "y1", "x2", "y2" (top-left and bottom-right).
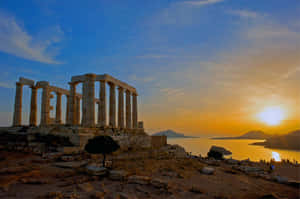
[{"x1": 168, "y1": 138, "x2": 300, "y2": 162}]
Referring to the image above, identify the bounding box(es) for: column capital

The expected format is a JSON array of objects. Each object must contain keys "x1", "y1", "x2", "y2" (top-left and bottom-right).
[
  {"x1": 132, "y1": 92, "x2": 138, "y2": 96},
  {"x1": 118, "y1": 86, "x2": 124, "y2": 91},
  {"x1": 125, "y1": 89, "x2": 131, "y2": 94},
  {"x1": 16, "y1": 82, "x2": 23, "y2": 86}
]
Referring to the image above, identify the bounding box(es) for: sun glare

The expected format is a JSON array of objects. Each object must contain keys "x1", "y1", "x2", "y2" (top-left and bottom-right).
[{"x1": 257, "y1": 106, "x2": 285, "y2": 126}]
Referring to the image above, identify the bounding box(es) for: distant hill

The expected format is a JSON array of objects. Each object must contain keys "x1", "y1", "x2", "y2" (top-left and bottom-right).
[
  {"x1": 252, "y1": 129, "x2": 300, "y2": 150},
  {"x1": 212, "y1": 130, "x2": 271, "y2": 140},
  {"x1": 153, "y1": 129, "x2": 194, "y2": 138}
]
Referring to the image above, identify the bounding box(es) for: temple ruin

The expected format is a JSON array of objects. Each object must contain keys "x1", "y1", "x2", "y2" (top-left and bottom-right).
[{"x1": 12, "y1": 73, "x2": 142, "y2": 130}]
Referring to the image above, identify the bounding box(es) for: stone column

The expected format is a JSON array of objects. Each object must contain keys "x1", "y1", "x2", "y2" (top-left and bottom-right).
[
  {"x1": 29, "y1": 86, "x2": 38, "y2": 126},
  {"x1": 55, "y1": 93, "x2": 62, "y2": 124},
  {"x1": 118, "y1": 87, "x2": 124, "y2": 128},
  {"x1": 40, "y1": 84, "x2": 50, "y2": 126},
  {"x1": 126, "y1": 90, "x2": 132, "y2": 129},
  {"x1": 82, "y1": 74, "x2": 96, "y2": 127},
  {"x1": 132, "y1": 93, "x2": 138, "y2": 129},
  {"x1": 13, "y1": 82, "x2": 23, "y2": 126},
  {"x1": 99, "y1": 80, "x2": 106, "y2": 126},
  {"x1": 109, "y1": 82, "x2": 116, "y2": 127},
  {"x1": 68, "y1": 83, "x2": 77, "y2": 125},
  {"x1": 66, "y1": 95, "x2": 70, "y2": 123},
  {"x1": 75, "y1": 96, "x2": 80, "y2": 125}
]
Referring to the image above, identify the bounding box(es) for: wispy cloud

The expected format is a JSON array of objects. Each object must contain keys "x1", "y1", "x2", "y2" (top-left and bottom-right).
[
  {"x1": 0, "y1": 82, "x2": 14, "y2": 89},
  {"x1": 160, "y1": 88, "x2": 185, "y2": 97},
  {"x1": 0, "y1": 12, "x2": 64, "y2": 64},
  {"x1": 183, "y1": 0, "x2": 224, "y2": 6},
  {"x1": 227, "y1": 9, "x2": 259, "y2": 18}
]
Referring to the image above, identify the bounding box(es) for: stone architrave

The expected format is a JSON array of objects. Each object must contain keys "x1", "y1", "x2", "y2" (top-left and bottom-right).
[
  {"x1": 132, "y1": 93, "x2": 138, "y2": 129},
  {"x1": 109, "y1": 82, "x2": 116, "y2": 127},
  {"x1": 126, "y1": 90, "x2": 132, "y2": 129},
  {"x1": 29, "y1": 86, "x2": 38, "y2": 126},
  {"x1": 55, "y1": 93, "x2": 62, "y2": 124},
  {"x1": 118, "y1": 87, "x2": 124, "y2": 128},
  {"x1": 13, "y1": 82, "x2": 23, "y2": 126}
]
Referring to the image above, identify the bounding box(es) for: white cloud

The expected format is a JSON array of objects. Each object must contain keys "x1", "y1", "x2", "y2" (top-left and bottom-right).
[
  {"x1": 227, "y1": 9, "x2": 259, "y2": 18},
  {"x1": 0, "y1": 12, "x2": 64, "y2": 64},
  {"x1": 0, "y1": 82, "x2": 14, "y2": 88},
  {"x1": 160, "y1": 88, "x2": 184, "y2": 97},
  {"x1": 183, "y1": 0, "x2": 224, "y2": 6}
]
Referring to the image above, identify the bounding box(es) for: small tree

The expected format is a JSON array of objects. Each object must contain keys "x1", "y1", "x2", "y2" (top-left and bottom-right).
[{"x1": 85, "y1": 136, "x2": 120, "y2": 167}]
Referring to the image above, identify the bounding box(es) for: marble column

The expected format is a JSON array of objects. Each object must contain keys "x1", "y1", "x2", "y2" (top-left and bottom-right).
[
  {"x1": 109, "y1": 82, "x2": 116, "y2": 127},
  {"x1": 132, "y1": 93, "x2": 138, "y2": 129},
  {"x1": 66, "y1": 95, "x2": 70, "y2": 123},
  {"x1": 82, "y1": 74, "x2": 96, "y2": 127},
  {"x1": 68, "y1": 83, "x2": 76, "y2": 125},
  {"x1": 40, "y1": 84, "x2": 50, "y2": 126},
  {"x1": 29, "y1": 86, "x2": 38, "y2": 126},
  {"x1": 75, "y1": 96, "x2": 80, "y2": 125},
  {"x1": 55, "y1": 93, "x2": 62, "y2": 124},
  {"x1": 13, "y1": 82, "x2": 23, "y2": 126},
  {"x1": 118, "y1": 87, "x2": 124, "y2": 128},
  {"x1": 126, "y1": 90, "x2": 132, "y2": 129},
  {"x1": 99, "y1": 80, "x2": 106, "y2": 126}
]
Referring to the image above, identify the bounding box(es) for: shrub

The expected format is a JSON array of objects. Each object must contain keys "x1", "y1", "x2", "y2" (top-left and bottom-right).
[{"x1": 85, "y1": 136, "x2": 120, "y2": 167}]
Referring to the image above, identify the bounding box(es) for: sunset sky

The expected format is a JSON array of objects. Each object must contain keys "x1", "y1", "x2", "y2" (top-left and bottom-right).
[{"x1": 0, "y1": 0, "x2": 299, "y2": 136}]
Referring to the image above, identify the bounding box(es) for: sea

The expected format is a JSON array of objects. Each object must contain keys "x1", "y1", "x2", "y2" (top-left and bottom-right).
[{"x1": 168, "y1": 137, "x2": 300, "y2": 162}]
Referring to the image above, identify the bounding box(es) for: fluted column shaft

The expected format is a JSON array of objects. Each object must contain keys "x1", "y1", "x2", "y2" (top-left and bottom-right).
[
  {"x1": 118, "y1": 87, "x2": 124, "y2": 128},
  {"x1": 66, "y1": 95, "x2": 70, "y2": 123},
  {"x1": 82, "y1": 74, "x2": 95, "y2": 127},
  {"x1": 109, "y1": 83, "x2": 116, "y2": 127},
  {"x1": 132, "y1": 93, "x2": 138, "y2": 129},
  {"x1": 29, "y1": 86, "x2": 37, "y2": 126},
  {"x1": 126, "y1": 90, "x2": 132, "y2": 129},
  {"x1": 99, "y1": 80, "x2": 106, "y2": 126},
  {"x1": 75, "y1": 96, "x2": 80, "y2": 125},
  {"x1": 55, "y1": 93, "x2": 62, "y2": 124},
  {"x1": 13, "y1": 83, "x2": 23, "y2": 126},
  {"x1": 68, "y1": 83, "x2": 76, "y2": 125},
  {"x1": 40, "y1": 85, "x2": 50, "y2": 126}
]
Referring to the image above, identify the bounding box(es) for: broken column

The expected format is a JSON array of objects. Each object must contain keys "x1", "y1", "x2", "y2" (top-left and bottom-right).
[{"x1": 13, "y1": 82, "x2": 23, "y2": 126}]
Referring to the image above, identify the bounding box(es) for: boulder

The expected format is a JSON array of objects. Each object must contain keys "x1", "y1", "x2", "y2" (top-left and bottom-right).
[
  {"x1": 201, "y1": 167, "x2": 215, "y2": 175},
  {"x1": 150, "y1": 178, "x2": 169, "y2": 189},
  {"x1": 272, "y1": 175, "x2": 289, "y2": 184},
  {"x1": 207, "y1": 146, "x2": 231, "y2": 160},
  {"x1": 128, "y1": 175, "x2": 150, "y2": 185},
  {"x1": 109, "y1": 170, "x2": 128, "y2": 181},
  {"x1": 85, "y1": 165, "x2": 108, "y2": 176}
]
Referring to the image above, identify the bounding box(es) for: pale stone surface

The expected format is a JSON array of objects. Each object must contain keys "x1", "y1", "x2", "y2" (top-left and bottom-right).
[
  {"x1": 82, "y1": 74, "x2": 96, "y2": 127},
  {"x1": 201, "y1": 167, "x2": 215, "y2": 175},
  {"x1": 13, "y1": 82, "x2": 23, "y2": 126},
  {"x1": 40, "y1": 83, "x2": 50, "y2": 126}
]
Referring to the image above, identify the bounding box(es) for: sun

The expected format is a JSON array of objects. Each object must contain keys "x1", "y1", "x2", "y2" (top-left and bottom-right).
[{"x1": 257, "y1": 106, "x2": 285, "y2": 126}]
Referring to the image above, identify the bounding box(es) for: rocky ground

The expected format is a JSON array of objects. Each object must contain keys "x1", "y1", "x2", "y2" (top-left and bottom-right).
[{"x1": 0, "y1": 149, "x2": 299, "y2": 199}]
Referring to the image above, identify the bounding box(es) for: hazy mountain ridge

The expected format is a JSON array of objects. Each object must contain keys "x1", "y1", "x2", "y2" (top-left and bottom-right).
[
  {"x1": 252, "y1": 129, "x2": 300, "y2": 150},
  {"x1": 212, "y1": 130, "x2": 271, "y2": 140},
  {"x1": 152, "y1": 129, "x2": 195, "y2": 138}
]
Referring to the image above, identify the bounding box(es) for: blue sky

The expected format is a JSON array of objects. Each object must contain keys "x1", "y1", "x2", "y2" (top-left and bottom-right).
[{"x1": 0, "y1": 0, "x2": 299, "y2": 135}]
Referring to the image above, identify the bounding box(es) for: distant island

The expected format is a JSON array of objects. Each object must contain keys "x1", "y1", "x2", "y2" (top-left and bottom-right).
[
  {"x1": 211, "y1": 130, "x2": 271, "y2": 140},
  {"x1": 251, "y1": 130, "x2": 300, "y2": 150},
  {"x1": 153, "y1": 129, "x2": 196, "y2": 138}
]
